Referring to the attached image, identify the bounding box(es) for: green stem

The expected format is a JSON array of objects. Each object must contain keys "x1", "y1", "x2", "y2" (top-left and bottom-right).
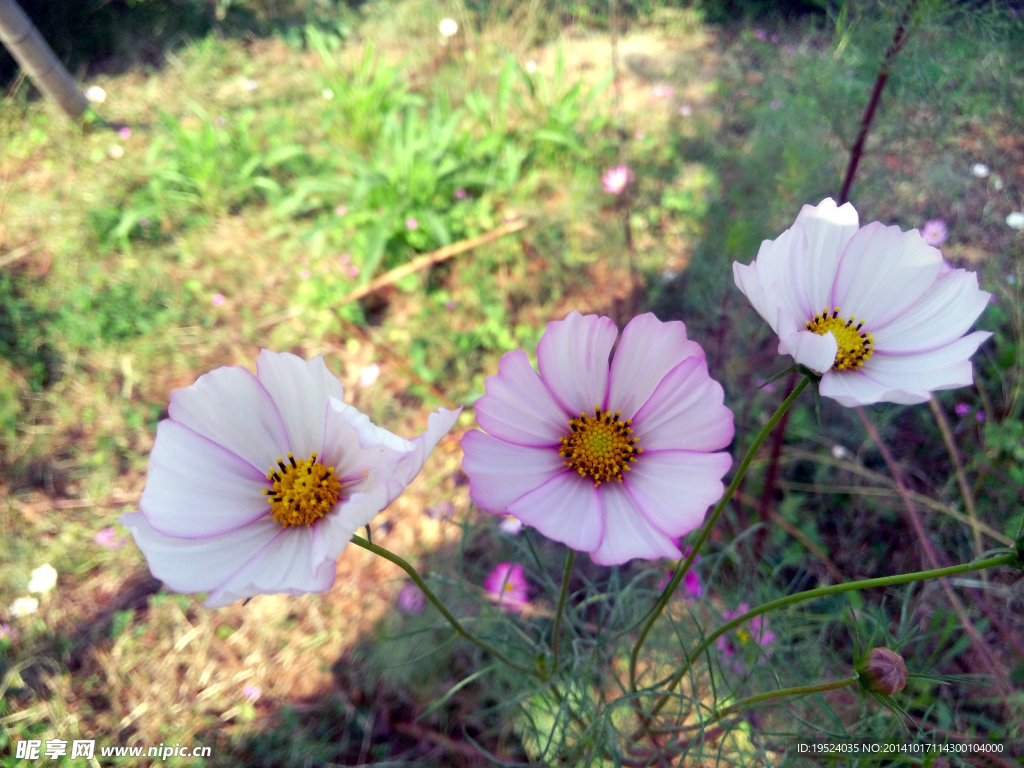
[
  {"x1": 645, "y1": 553, "x2": 1016, "y2": 720},
  {"x1": 350, "y1": 535, "x2": 542, "y2": 680},
  {"x1": 628, "y1": 375, "x2": 811, "y2": 692},
  {"x1": 711, "y1": 676, "x2": 859, "y2": 721},
  {"x1": 551, "y1": 548, "x2": 575, "y2": 675}
]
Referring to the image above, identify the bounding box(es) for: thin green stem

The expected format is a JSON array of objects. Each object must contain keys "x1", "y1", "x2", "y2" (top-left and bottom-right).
[
  {"x1": 551, "y1": 548, "x2": 575, "y2": 674},
  {"x1": 711, "y1": 676, "x2": 859, "y2": 721},
  {"x1": 628, "y1": 375, "x2": 811, "y2": 692},
  {"x1": 643, "y1": 553, "x2": 1016, "y2": 721},
  {"x1": 350, "y1": 535, "x2": 542, "y2": 679}
]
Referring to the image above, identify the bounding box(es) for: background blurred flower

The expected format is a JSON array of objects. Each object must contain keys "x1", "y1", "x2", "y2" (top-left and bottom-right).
[
  {"x1": 970, "y1": 163, "x2": 990, "y2": 178},
  {"x1": 461, "y1": 311, "x2": 734, "y2": 565},
  {"x1": 397, "y1": 583, "x2": 426, "y2": 614},
  {"x1": 299, "y1": 269, "x2": 311, "y2": 280},
  {"x1": 921, "y1": 219, "x2": 948, "y2": 246},
  {"x1": 405, "y1": 217, "x2": 418, "y2": 230},
  {"x1": 601, "y1": 164, "x2": 633, "y2": 195},
  {"x1": 1006, "y1": 212, "x2": 1024, "y2": 230},
  {"x1": 770, "y1": 100, "x2": 783, "y2": 110},
  {"x1": 119, "y1": 351, "x2": 460, "y2": 607},
  {"x1": 358, "y1": 363, "x2": 380, "y2": 387},
  {"x1": 651, "y1": 84, "x2": 675, "y2": 99},
  {"x1": 498, "y1": 515, "x2": 523, "y2": 535},
  {"x1": 484, "y1": 563, "x2": 528, "y2": 610},
  {"x1": 241, "y1": 78, "x2": 258, "y2": 91},
  {"x1": 955, "y1": 402, "x2": 971, "y2": 417},
  {"x1": 454, "y1": 188, "x2": 467, "y2": 199},
  {"x1": 335, "y1": 205, "x2": 347, "y2": 216},
  {"x1": 0, "y1": 623, "x2": 16, "y2": 641},
  {"x1": 108, "y1": 145, "x2": 124, "y2": 159},
  {"x1": 525, "y1": 60, "x2": 537, "y2": 73},
  {"x1": 118, "y1": 127, "x2": 131, "y2": 139},
  {"x1": 28, "y1": 564, "x2": 57, "y2": 594},
  {"x1": 439, "y1": 18, "x2": 458, "y2": 37},
  {"x1": 211, "y1": 293, "x2": 225, "y2": 307},
  {"x1": 94, "y1": 527, "x2": 128, "y2": 550},
  {"x1": 733, "y1": 198, "x2": 992, "y2": 407},
  {"x1": 242, "y1": 685, "x2": 261, "y2": 702},
  {"x1": 10, "y1": 597, "x2": 38, "y2": 618},
  {"x1": 85, "y1": 85, "x2": 106, "y2": 103},
  {"x1": 678, "y1": 104, "x2": 693, "y2": 116}
]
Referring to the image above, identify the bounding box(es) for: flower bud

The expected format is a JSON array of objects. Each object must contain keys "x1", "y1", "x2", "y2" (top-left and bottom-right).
[{"x1": 859, "y1": 647, "x2": 908, "y2": 695}]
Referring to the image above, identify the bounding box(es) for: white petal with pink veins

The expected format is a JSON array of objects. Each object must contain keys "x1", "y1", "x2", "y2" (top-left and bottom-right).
[
  {"x1": 169, "y1": 365, "x2": 291, "y2": 472},
  {"x1": 625, "y1": 450, "x2": 731, "y2": 538},
  {"x1": 536, "y1": 311, "x2": 617, "y2": 414},
  {"x1": 631, "y1": 357, "x2": 734, "y2": 452},
  {"x1": 119, "y1": 511, "x2": 283, "y2": 596},
  {"x1": 832, "y1": 223, "x2": 943, "y2": 328},
  {"x1": 204, "y1": 524, "x2": 333, "y2": 608},
  {"x1": 796, "y1": 198, "x2": 859, "y2": 311},
  {"x1": 870, "y1": 270, "x2": 991, "y2": 354},
  {"x1": 608, "y1": 313, "x2": 703, "y2": 420},
  {"x1": 507, "y1": 471, "x2": 604, "y2": 552},
  {"x1": 462, "y1": 430, "x2": 568, "y2": 512},
  {"x1": 140, "y1": 420, "x2": 271, "y2": 538},
  {"x1": 475, "y1": 350, "x2": 569, "y2": 447},
  {"x1": 257, "y1": 351, "x2": 346, "y2": 460},
  {"x1": 778, "y1": 328, "x2": 838, "y2": 374},
  {"x1": 590, "y1": 482, "x2": 682, "y2": 565}
]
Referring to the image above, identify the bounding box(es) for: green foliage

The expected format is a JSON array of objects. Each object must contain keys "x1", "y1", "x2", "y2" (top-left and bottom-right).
[{"x1": 0, "y1": 274, "x2": 59, "y2": 392}]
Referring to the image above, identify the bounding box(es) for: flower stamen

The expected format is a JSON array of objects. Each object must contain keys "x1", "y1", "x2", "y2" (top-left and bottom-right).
[
  {"x1": 263, "y1": 451, "x2": 341, "y2": 528},
  {"x1": 559, "y1": 406, "x2": 642, "y2": 487},
  {"x1": 806, "y1": 306, "x2": 875, "y2": 370}
]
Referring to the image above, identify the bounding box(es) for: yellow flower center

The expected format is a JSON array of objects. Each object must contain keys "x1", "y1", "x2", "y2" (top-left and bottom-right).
[
  {"x1": 262, "y1": 452, "x2": 342, "y2": 528},
  {"x1": 559, "y1": 406, "x2": 642, "y2": 487},
  {"x1": 805, "y1": 307, "x2": 875, "y2": 370}
]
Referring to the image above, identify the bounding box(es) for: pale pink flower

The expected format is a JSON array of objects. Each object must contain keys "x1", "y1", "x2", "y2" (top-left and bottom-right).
[
  {"x1": 717, "y1": 603, "x2": 776, "y2": 671},
  {"x1": 484, "y1": 562, "x2": 528, "y2": 610},
  {"x1": 678, "y1": 104, "x2": 693, "y2": 116},
  {"x1": 921, "y1": 219, "x2": 948, "y2": 247},
  {"x1": 347, "y1": 266, "x2": 360, "y2": 277},
  {"x1": 243, "y1": 685, "x2": 261, "y2": 702},
  {"x1": 634, "y1": 130, "x2": 645, "y2": 140},
  {"x1": 733, "y1": 198, "x2": 992, "y2": 407},
  {"x1": 118, "y1": 127, "x2": 131, "y2": 139},
  {"x1": 397, "y1": 582, "x2": 425, "y2": 613},
  {"x1": 94, "y1": 527, "x2": 128, "y2": 550},
  {"x1": 405, "y1": 217, "x2": 418, "y2": 230},
  {"x1": 656, "y1": 547, "x2": 702, "y2": 598},
  {"x1": 498, "y1": 515, "x2": 524, "y2": 535},
  {"x1": 954, "y1": 402, "x2": 971, "y2": 417},
  {"x1": 335, "y1": 205, "x2": 347, "y2": 216},
  {"x1": 651, "y1": 84, "x2": 675, "y2": 99},
  {"x1": 0, "y1": 623, "x2": 15, "y2": 641},
  {"x1": 601, "y1": 164, "x2": 633, "y2": 195},
  {"x1": 755, "y1": 29, "x2": 767, "y2": 41},
  {"x1": 358, "y1": 364, "x2": 380, "y2": 388},
  {"x1": 770, "y1": 100, "x2": 783, "y2": 110},
  {"x1": 299, "y1": 269, "x2": 311, "y2": 280},
  {"x1": 211, "y1": 294, "x2": 225, "y2": 307},
  {"x1": 338, "y1": 253, "x2": 351, "y2": 266},
  {"x1": 454, "y1": 188, "x2": 467, "y2": 199},
  {"x1": 445, "y1": 300, "x2": 457, "y2": 311},
  {"x1": 119, "y1": 351, "x2": 460, "y2": 607},
  {"x1": 461, "y1": 312, "x2": 734, "y2": 565}
]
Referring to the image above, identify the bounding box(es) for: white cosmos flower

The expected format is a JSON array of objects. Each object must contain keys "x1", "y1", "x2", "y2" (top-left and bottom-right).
[
  {"x1": 84, "y1": 85, "x2": 106, "y2": 103},
  {"x1": 120, "y1": 350, "x2": 460, "y2": 607},
  {"x1": 733, "y1": 198, "x2": 992, "y2": 407},
  {"x1": 439, "y1": 18, "x2": 458, "y2": 37},
  {"x1": 10, "y1": 597, "x2": 38, "y2": 618},
  {"x1": 27, "y1": 564, "x2": 57, "y2": 594}
]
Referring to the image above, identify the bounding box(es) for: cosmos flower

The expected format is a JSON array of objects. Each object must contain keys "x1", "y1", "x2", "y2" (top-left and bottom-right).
[
  {"x1": 733, "y1": 198, "x2": 992, "y2": 407},
  {"x1": 920, "y1": 218, "x2": 948, "y2": 247},
  {"x1": 85, "y1": 85, "x2": 106, "y2": 103},
  {"x1": 461, "y1": 312, "x2": 734, "y2": 565},
  {"x1": 397, "y1": 582, "x2": 426, "y2": 614},
  {"x1": 970, "y1": 163, "x2": 990, "y2": 178},
  {"x1": 484, "y1": 562, "x2": 529, "y2": 610},
  {"x1": 405, "y1": 217, "x2": 418, "y2": 230},
  {"x1": 120, "y1": 351, "x2": 460, "y2": 607},
  {"x1": 717, "y1": 602, "x2": 775, "y2": 671},
  {"x1": 10, "y1": 597, "x2": 38, "y2": 618},
  {"x1": 656, "y1": 547, "x2": 702, "y2": 599},
  {"x1": 954, "y1": 403, "x2": 971, "y2": 417},
  {"x1": 601, "y1": 164, "x2": 634, "y2": 195},
  {"x1": 1007, "y1": 212, "x2": 1024, "y2": 231},
  {"x1": 439, "y1": 18, "x2": 458, "y2": 37},
  {"x1": 27, "y1": 565, "x2": 57, "y2": 594},
  {"x1": 94, "y1": 527, "x2": 128, "y2": 550},
  {"x1": 211, "y1": 294, "x2": 226, "y2": 307},
  {"x1": 243, "y1": 685, "x2": 261, "y2": 702}
]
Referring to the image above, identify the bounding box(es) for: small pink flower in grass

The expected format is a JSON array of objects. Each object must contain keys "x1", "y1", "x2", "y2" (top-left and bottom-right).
[
  {"x1": 119, "y1": 351, "x2": 460, "y2": 607},
  {"x1": 445, "y1": 300, "x2": 458, "y2": 311},
  {"x1": 94, "y1": 527, "x2": 128, "y2": 550},
  {"x1": 954, "y1": 403, "x2": 971, "y2": 417},
  {"x1": 397, "y1": 582, "x2": 426, "y2": 614},
  {"x1": 347, "y1": 266, "x2": 360, "y2": 278},
  {"x1": 755, "y1": 29, "x2": 767, "y2": 41},
  {"x1": 461, "y1": 311, "x2": 734, "y2": 565},
  {"x1": 601, "y1": 164, "x2": 634, "y2": 196},
  {"x1": 0, "y1": 623, "x2": 15, "y2": 641},
  {"x1": 921, "y1": 219, "x2": 948, "y2": 247},
  {"x1": 770, "y1": 100, "x2": 783, "y2": 110},
  {"x1": 655, "y1": 547, "x2": 702, "y2": 599},
  {"x1": 119, "y1": 127, "x2": 131, "y2": 139},
  {"x1": 716, "y1": 603, "x2": 776, "y2": 671},
  {"x1": 484, "y1": 562, "x2": 529, "y2": 611},
  {"x1": 770, "y1": 33, "x2": 780, "y2": 43},
  {"x1": 212, "y1": 294, "x2": 225, "y2": 307},
  {"x1": 243, "y1": 685, "x2": 261, "y2": 703},
  {"x1": 975, "y1": 411, "x2": 985, "y2": 422},
  {"x1": 454, "y1": 188, "x2": 467, "y2": 199},
  {"x1": 651, "y1": 84, "x2": 675, "y2": 99},
  {"x1": 338, "y1": 253, "x2": 351, "y2": 266},
  {"x1": 405, "y1": 217, "x2": 418, "y2": 230},
  {"x1": 733, "y1": 198, "x2": 992, "y2": 407},
  {"x1": 335, "y1": 205, "x2": 347, "y2": 216},
  {"x1": 299, "y1": 269, "x2": 311, "y2": 280}
]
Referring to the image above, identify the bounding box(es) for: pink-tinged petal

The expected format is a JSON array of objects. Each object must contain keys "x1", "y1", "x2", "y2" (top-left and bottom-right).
[
  {"x1": 484, "y1": 562, "x2": 529, "y2": 608},
  {"x1": 683, "y1": 570, "x2": 702, "y2": 598},
  {"x1": 536, "y1": 311, "x2": 618, "y2": 414},
  {"x1": 817, "y1": 369, "x2": 902, "y2": 408},
  {"x1": 608, "y1": 313, "x2": 704, "y2": 420},
  {"x1": 140, "y1": 420, "x2": 270, "y2": 537},
  {"x1": 168, "y1": 364, "x2": 291, "y2": 472},
  {"x1": 119, "y1": 511, "x2": 282, "y2": 595},
  {"x1": 327, "y1": 398, "x2": 414, "y2": 455},
  {"x1": 624, "y1": 450, "x2": 731, "y2": 538},
  {"x1": 475, "y1": 350, "x2": 570, "y2": 447},
  {"x1": 795, "y1": 198, "x2": 859, "y2": 311},
  {"x1": 506, "y1": 471, "x2": 604, "y2": 552},
  {"x1": 386, "y1": 407, "x2": 462, "y2": 504},
  {"x1": 631, "y1": 357, "x2": 735, "y2": 452},
  {"x1": 461, "y1": 430, "x2": 567, "y2": 512},
  {"x1": 870, "y1": 270, "x2": 992, "y2": 354},
  {"x1": 778, "y1": 329, "x2": 838, "y2": 374},
  {"x1": 733, "y1": 261, "x2": 779, "y2": 333},
  {"x1": 749, "y1": 222, "x2": 813, "y2": 326},
  {"x1": 204, "y1": 524, "x2": 333, "y2": 608},
  {"x1": 590, "y1": 482, "x2": 682, "y2": 565},
  {"x1": 306, "y1": 495, "x2": 376, "y2": 574},
  {"x1": 256, "y1": 351, "x2": 345, "y2": 460},
  {"x1": 856, "y1": 331, "x2": 991, "y2": 399},
  {"x1": 832, "y1": 223, "x2": 943, "y2": 328}
]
